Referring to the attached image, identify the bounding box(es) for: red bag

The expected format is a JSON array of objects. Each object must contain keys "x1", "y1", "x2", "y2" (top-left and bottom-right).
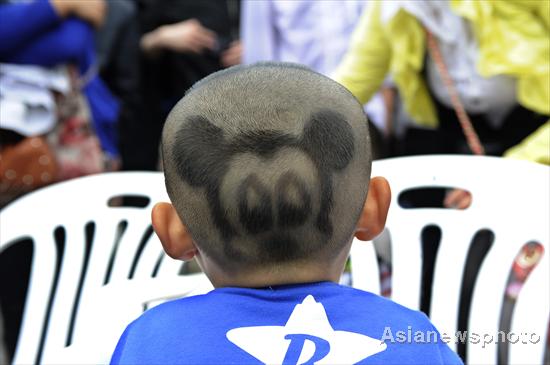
[
  {"x1": 50, "y1": 70, "x2": 105, "y2": 180},
  {"x1": 0, "y1": 65, "x2": 107, "y2": 206},
  {"x1": 0, "y1": 136, "x2": 58, "y2": 205}
]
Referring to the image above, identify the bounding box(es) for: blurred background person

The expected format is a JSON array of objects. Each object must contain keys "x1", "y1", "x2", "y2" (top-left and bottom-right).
[
  {"x1": 241, "y1": 0, "x2": 390, "y2": 157},
  {"x1": 0, "y1": 0, "x2": 120, "y2": 194},
  {"x1": 96, "y1": 0, "x2": 141, "y2": 173},
  {"x1": 124, "y1": 0, "x2": 240, "y2": 171},
  {"x1": 334, "y1": 0, "x2": 549, "y2": 173}
]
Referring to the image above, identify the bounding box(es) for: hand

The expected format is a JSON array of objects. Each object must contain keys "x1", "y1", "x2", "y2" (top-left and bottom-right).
[
  {"x1": 444, "y1": 188, "x2": 472, "y2": 209},
  {"x1": 51, "y1": 0, "x2": 106, "y2": 28},
  {"x1": 221, "y1": 40, "x2": 242, "y2": 67},
  {"x1": 142, "y1": 19, "x2": 217, "y2": 54}
]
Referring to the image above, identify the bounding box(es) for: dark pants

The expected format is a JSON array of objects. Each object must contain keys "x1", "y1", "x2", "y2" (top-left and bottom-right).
[{"x1": 396, "y1": 101, "x2": 548, "y2": 158}]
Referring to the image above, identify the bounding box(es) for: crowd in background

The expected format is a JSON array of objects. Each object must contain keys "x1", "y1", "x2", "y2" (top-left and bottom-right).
[{"x1": 1, "y1": 0, "x2": 548, "y2": 207}]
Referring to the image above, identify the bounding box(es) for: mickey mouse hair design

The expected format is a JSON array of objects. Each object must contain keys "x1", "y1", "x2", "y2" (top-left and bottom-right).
[{"x1": 172, "y1": 108, "x2": 355, "y2": 243}]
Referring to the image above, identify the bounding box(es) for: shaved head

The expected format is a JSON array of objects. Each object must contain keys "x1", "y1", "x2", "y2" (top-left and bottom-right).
[{"x1": 162, "y1": 62, "x2": 371, "y2": 271}]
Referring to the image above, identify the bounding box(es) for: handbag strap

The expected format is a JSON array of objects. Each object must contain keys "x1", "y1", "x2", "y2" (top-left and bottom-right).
[{"x1": 424, "y1": 28, "x2": 485, "y2": 156}]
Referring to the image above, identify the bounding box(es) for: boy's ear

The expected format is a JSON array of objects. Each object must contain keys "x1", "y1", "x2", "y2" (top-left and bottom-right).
[
  {"x1": 355, "y1": 177, "x2": 391, "y2": 241},
  {"x1": 151, "y1": 202, "x2": 198, "y2": 261}
]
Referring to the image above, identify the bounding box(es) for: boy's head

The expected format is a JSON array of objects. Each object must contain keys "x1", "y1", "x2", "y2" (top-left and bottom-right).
[{"x1": 153, "y1": 63, "x2": 390, "y2": 286}]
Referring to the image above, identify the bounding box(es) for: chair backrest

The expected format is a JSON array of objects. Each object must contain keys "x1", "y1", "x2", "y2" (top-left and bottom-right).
[
  {"x1": 3, "y1": 157, "x2": 548, "y2": 364},
  {"x1": 0, "y1": 172, "x2": 213, "y2": 364},
  {"x1": 350, "y1": 155, "x2": 549, "y2": 365}
]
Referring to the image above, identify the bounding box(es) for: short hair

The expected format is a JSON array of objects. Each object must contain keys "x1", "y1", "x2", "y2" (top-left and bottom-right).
[{"x1": 161, "y1": 62, "x2": 372, "y2": 271}]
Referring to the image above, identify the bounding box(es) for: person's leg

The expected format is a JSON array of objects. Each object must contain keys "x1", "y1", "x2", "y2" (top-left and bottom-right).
[
  {"x1": 121, "y1": 54, "x2": 165, "y2": 171},
  {"x1": 0, "y1": 307, "x2": 7, "y2": 365}
]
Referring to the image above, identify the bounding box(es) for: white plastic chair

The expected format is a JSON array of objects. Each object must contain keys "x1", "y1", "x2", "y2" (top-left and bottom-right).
[
  {"x1": 3, "y1": 157, "x2": 548, "y2": 365},
  {"x1": 0, "y1": 172, "x2": 213, "y2": 365},
  {"x1": 350, "y1": 155, "x2": 549, "y2": 365}
]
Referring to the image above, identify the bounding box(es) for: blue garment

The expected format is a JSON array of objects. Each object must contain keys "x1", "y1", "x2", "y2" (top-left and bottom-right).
[
  {"x1": 0, "y1": 0, "x2": 119, "y2": 156},
  {"x1": 111, "y1": 282, "x2": 463, "y2": 364}
]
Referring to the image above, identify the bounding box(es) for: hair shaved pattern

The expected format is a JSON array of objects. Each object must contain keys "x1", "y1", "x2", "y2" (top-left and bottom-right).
[{"x1": 162, "y1": 63, "x2": 372, "y2": 270}]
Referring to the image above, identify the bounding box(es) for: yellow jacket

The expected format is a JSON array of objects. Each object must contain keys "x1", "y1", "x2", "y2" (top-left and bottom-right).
[
  {"x1": 334, "y1": 0, "x2": 549, "y2": 163},
  {"x1": 504, "y1": 122, "x2": 550, "y2": 165}
]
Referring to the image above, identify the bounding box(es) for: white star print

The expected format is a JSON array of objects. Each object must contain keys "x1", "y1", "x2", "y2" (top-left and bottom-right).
[{"x1": 226, "y1": 295, "x2": 387, "y2": 364}]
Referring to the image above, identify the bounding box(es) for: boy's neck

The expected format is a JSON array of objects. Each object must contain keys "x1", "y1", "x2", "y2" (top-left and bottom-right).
[
  {"x1": 196, "y1": 242, "x2": 352, "y2": 289},
  {"x1": 210, "y1": 262, "x2": 340, "y2": 288}
]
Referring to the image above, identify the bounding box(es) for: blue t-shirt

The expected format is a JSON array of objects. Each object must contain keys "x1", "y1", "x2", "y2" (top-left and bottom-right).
[{"x1": 111, "y1": 282, "x2": 463, "y2": 364}]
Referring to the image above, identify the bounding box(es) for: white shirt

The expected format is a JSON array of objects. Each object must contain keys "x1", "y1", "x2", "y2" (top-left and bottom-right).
[
  {"x1": 0, "y1": 63, "x2": 70, "y2": 136},
  {"x1": 241, "y1": 0, "x2": 387, "y2": 129}
]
